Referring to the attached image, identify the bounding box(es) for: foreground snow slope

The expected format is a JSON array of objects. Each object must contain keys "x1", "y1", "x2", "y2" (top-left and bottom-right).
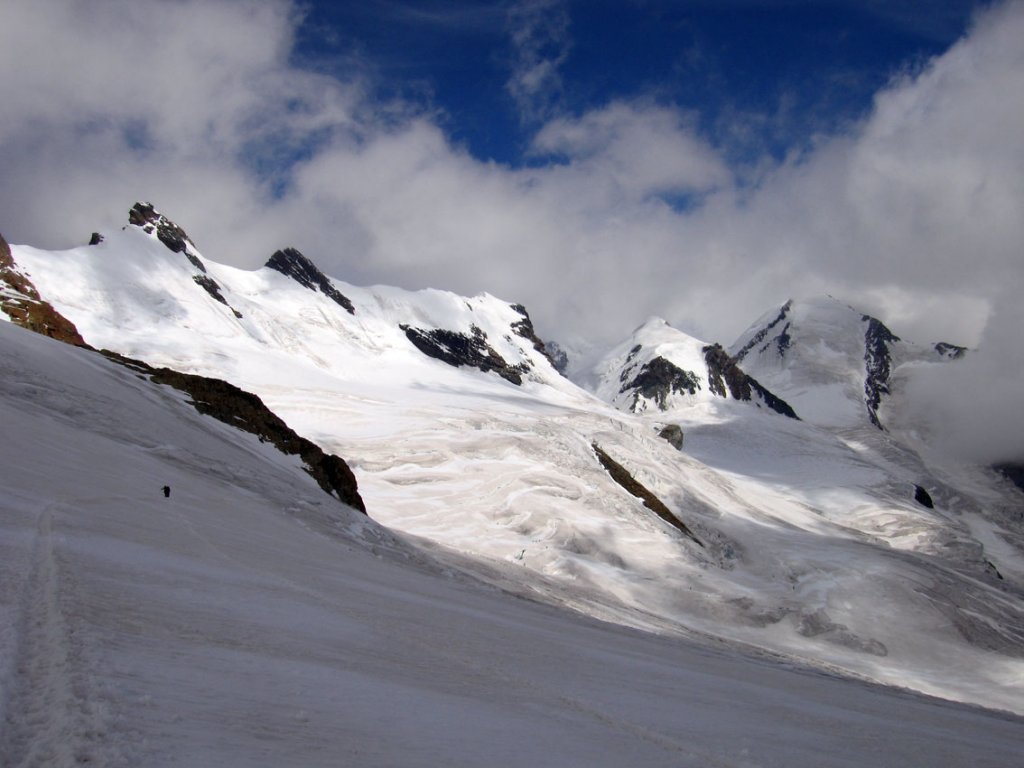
[
  {"x1": 2, "y1": 321, "x2": 1024, "y2": 767},
  {"x1": 10, "y1": 210, "x2": 1024, "y2": 715}
]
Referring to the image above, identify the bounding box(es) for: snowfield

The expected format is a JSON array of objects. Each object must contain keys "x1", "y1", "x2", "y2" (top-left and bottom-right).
[
  {"x1": 2, "y1": 321, "x2": 1024, "y2": 767},
  {"x1": 4, "y1": 208, "x2": 1024, "y2": 763}
]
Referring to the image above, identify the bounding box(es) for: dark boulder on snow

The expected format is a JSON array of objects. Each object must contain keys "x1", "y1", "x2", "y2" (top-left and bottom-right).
[
  {"x1": 914, "y1": 485, "x2": 935, "y2": 509},
  {"x1": 265, "y1": 247, "x2": 355, "y2": 314},
  {"x1": 88, "y1": 232, "x2": 104, "y2": 245},
  {"x1": 401, "y1": 323, "x2": 527, "y2": 385},
  {"x1": 658, "y1": 424, "x2": 685, "y2": 451}
]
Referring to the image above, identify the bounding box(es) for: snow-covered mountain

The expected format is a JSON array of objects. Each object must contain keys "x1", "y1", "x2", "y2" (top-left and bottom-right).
[
  {"x1": 5, "y1": 320, "x2": 1023, "y2": 766},
  {"x1": 4, "y1": 203, "x2": 1024, "y2": 726},
  {"x1": 729, "y1": 297, "x2": 965, "y2": 429},
  {"x1": 592, "y1": 316, "x2": 798, "y2": 418}
]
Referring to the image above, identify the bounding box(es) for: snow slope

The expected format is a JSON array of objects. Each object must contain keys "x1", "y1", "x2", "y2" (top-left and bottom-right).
[
  {"x1": 8, "y1": 207, "x2": 1024, "y2": 716},
  {"x1": 3, "y1": 320, "x2": 1024, "y2": 767}
]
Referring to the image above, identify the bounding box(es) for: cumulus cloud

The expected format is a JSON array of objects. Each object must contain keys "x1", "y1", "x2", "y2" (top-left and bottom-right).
[
  {"x1": 504, "y1": 0, "x2": 571, "y2": 123},
  {"x1": 1, "y1": 0, "x2": 1023, "y2": 461}
]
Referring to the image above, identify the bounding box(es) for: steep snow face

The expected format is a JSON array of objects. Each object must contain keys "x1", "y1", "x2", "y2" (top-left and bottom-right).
[
  {"x1": 730, "y1": 297, "x2": 949, "y2": 429},
  {"x1": 592, "y1": 317, "x2": 796, "y2": 419},
  {"x1": 9, "y1": 210, "x2": 1024, "y2": 716}
]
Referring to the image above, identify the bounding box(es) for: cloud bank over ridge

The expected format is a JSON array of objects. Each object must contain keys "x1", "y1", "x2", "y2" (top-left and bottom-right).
[{"x1": 1, "y1": 0, "x2": 1022, "y2": 459}]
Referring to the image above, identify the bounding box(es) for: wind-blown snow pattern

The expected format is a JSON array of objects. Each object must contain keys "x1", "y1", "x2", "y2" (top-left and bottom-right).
[{"x1": 6, "y1": 207, "x2": 1024, "y2": 732}]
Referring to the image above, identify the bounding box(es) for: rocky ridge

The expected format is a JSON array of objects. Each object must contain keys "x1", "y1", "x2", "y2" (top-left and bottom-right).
[
  {"x1": 266, "y1": 247, "x2": 355, "y2": 314},
  {"x1": 0, "y1": 231, "x2": 87, "y2": 345},
  {"x1": 128, "y1": 202, "x2": 243, "y2": 318}
]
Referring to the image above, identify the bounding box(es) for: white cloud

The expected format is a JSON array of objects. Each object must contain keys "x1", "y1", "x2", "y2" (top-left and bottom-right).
[
  {"x1": 504, "y1": 0, "x2": 571, "y2": 122},
  {"x1": 1, "y1": 0, "x2": 1024, "y2": 461}
]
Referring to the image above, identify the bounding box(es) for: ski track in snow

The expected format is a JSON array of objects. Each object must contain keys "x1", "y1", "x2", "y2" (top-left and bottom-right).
[{"x1": 1, "y1": 503, "x2": 118, "y2": 768}]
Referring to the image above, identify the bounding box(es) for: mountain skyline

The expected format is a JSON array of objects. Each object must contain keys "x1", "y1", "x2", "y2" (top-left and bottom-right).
[
  {"x1": 1, "y1": 0, "x2": 1023, "y2": 460},
  {"x1": 6, "y1": 204, "x2": 1024, "y2": 721}
]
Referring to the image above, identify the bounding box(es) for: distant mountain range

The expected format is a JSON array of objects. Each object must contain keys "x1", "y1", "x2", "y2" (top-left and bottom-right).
[{"x1": 3, "y1": 202, "x2": 1023, "y2": 715}]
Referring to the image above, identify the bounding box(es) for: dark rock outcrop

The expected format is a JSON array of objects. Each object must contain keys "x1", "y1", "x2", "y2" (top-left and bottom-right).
[
  {"x1": 509, "y1": 303, "x2": 560, "y2": 369},
  {"x1": 401, "y1": 323, "x2": 526, "y2": 385},
  {"x1": 658, "y1": 424, "x2": 684, "y2": 451},
  {"x1": 127, "y1": 203, "x2": 242, "y2": 316},
  {"x1": 88, "y1": 232, "x2": 104, "y2": 246},
  {"x1": 733, "y1": 300, "x2": 793, "y2": 363},
  {"x1": 102, "y1": 351, "x2": 366, "y2": 513},
  {"x1": 704, "y1": 343, "x2": 750, "y2": 400},
  {"x1": 0, "y1": 232, "x2": 88, "y2": 346},
  {"x1": 914, "y1": 485, "x2": 935, "y2": 509},
  {"x1": 544, "y1": 341, "x2": 569, "y2": 375},
  {"x1": 703, "y1": 344, "x2": 799, "y2": 419},
  {"x1": 192, "y1": 275, "x2": 242, "y2": 318},
  {"x1": 994, "y1": 463, "x2": 1024, "y2": 495},
  {"x1": 935, "y1": 342, "x2": 967, "y2": 360},
  {"x1": 863, "y1": 316, "x2": 900, "y2": 429},
  {"x1": 592, "y1": 443, "x2": 703, "y2": 547},
  {"x1": 129, "y1": 202, "x2": 202, "y2": 268},
  {"x1": 621, "y1": 356, "x2": 701, "y2": 411},
  {"x1": 265, "y1": 247, "x2": 355, "y2": 314}
]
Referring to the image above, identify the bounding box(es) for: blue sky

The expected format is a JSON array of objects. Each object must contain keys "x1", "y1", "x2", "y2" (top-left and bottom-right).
[{"x1": 293, "y1": 0, "x2": 983, "y2": 167}]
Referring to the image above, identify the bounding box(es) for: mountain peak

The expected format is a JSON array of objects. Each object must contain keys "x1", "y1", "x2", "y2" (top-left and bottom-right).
[
  {"x1": 128, "y1": 202, "x2": 202, "y2": 267},
  {"x1": 265, "y1": 247, "x2": 355, "y2": 315},
  {"x1": 592, "y1": 317, "x2": 797, "y2": 417}
]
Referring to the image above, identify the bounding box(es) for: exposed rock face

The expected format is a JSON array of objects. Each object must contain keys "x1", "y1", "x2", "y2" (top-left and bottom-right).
[
  {"x1": 994, "y1": 463, "x2": 1024, "y2": 495},
  {"x1": 935, "y1": 342, "x2": 968, "y2": 360},
  {"x1": 192, "y1": 275, "x2": 241, "y2": 318},
  {"x1": 127, "y1": 202, "x2": 242, "y2": 317},
  {"x1": 104, "y1": 351, "x2": 366, "y2": 513},
  {"x1": 914, "y1": 485, "x2": 935, "y2": 509},
  {"x1": 509, "y1": 303, "x2": 560, "y2": 369},
  {"x1": 544, "y1": 341, "x2": 570, "y2": 375},
  {"x1": 863, "y1": 316, "x2": 900, "y2": 429},
  {"x1": 592, "y1": 443, "x2": 703, "y2": 547},
  {"x1": 733, "y1": 300, "x2": 793, "y2": 363},
  {"x1": 704, "y1": 343, "x2": 750, "y2": 400},
  {"x1": 265, "y1": 247, "x2": 355, "y2": 315},
  {"x1": 0, "y1": 232, "x2": 88, "y2": 346},
  {"x1": 129, "y1": 202, "x2": 201, "y2": 265},
  {"x1": 658, "y1": 424, "x2": 684, "y2": 450},
  {"x1": 401, "y1": 323, "x2": 526, "y2": 385},
  {"x1": 621, "y1": 354, "x2": 701, "y2": 411},
  {"x1": 88, "y1": 232, "x2": 104, "y2": 245},
  {"x1": 703, "y1": 344, "x2": 799, "y2": 419}
]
